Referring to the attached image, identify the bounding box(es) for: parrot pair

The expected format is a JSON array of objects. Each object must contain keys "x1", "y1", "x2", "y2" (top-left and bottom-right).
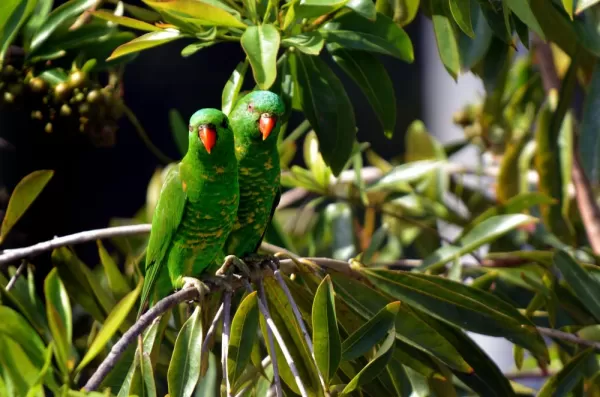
[{"x1": 137, "y1": 91, "x2": 285, "y2": 316}]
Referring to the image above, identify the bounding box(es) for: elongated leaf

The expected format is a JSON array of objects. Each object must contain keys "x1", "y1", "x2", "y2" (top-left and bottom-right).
[
  {"x1": 368, "y1": 160, "x2": 442, "y2": 191},
  {"x1": 290, "y1": 51, "x2": 356, "y2": 175},
  {"x1": 576, "y1": 0, "x2": 600, "y2": 14},
  {"x1": 143, "y1": 0, "x2": 246, "y2": 27},
  {"x1": 281, "y1": 32, "x2": 324, "y2": 55},
  {"x1": 505, "y1": 0, "x2": 544, "y2": 39},
  {"x1": 449, "y1": 0, "x2": 474, "y2": 37},
  {"x1": 76, "y1": 282, "x2": 142, "y2": 373},
  {"x1": 117, "y1": 321, "x2": 160, "y2": 396},
  {"x1": 321, "y1": 12, "x2": 413, "y2": 62},
  {"x1": 342, "y1": 301, "x2": 399, "y2": 360},
  {"x1": 169, "y1": 109, "x2": 189, "y2": 157},
  {"x1": 431, "y1": 0, "x2": 460, "y2": 79},
  {"x1": 97, "y1": 240, "x2": 131, "y2": 300},
  {"x1": 228, "y1": 292, "x2": 260, "y2": 391},
  {"x1": 296, "y1": 0, "x2": 348, "y2": 19},
  {"x1": 458, "y1": 2, "x2": 493, "y2": 70},
  {"x1": 330, "y1": 273, "x2": 471, "y2": 372},
  {"x1": 0, "y1": 170, "x2": 53, "y2": 245},
  {"x1": 107, "y1": 29, "x2": 183, "y2": 61},
  {"x1": 328, "y1": 46, "x2": 396, "y2": 138},
  {"x1": 538, "y1": 348, "x2": 594, "y2": 397},
  {"x1": 312, "y1": 276, "x2": 341, "y2": 384},
  {"x1": 241, "y1": 24, "x2": 280, "y2": 90},
  {"x1": 222, "y1": 60, "x2": 249, "y2": 116},
  {"x1": 420, "y1": 214, "x2": 538, "y2": 271},
  {"x1": 29, "y1": 0, "x2": 97, "y2": 52},
  {"x1": 261, "y1": 277, "x2": 324, "y2": 396},
  {"x1": 0, "y1": 0, "x2": 22, "y2": 52},
  {"x1": 1, "y1": 0, "x2": 35, "y2": 61},
  {"x1": 342, "y1": 331, "x2": 396, "y2": 394},
  {"x1": 168, "y1": 306, "x2": 203, "y2": 397},
  {"x1": 91, "y1": 10, "x2": 160, "y2": 31},
  {"x1": 0, "y1": 306, "x2": 46, "y2": 369},
  {"x1": 554, "y1": 250, "x2": 600, "y2": 322},
  {"x1": 44, "y1": 268, "x2": 72, "y2": 376},
  {"x1": 362, "y1": 269, "x2": 549, "y2": 361},
  {"x1": 347, "y1": 0, "x2": 376, "y2": 19},
  {"x1": 0, "y1": 337, "x2": 39, "y2": 396},
  {"x1": 579, "y1": 62, "x2": 600, "y2": 184}
]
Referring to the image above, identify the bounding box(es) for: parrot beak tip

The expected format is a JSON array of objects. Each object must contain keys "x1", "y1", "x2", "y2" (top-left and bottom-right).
[
  {"x1": 199, "y1": 126, "x2": 217, "y2": 154},
  {"x1": 259, "y1": 113, "x2": 277, "y2": 141}
]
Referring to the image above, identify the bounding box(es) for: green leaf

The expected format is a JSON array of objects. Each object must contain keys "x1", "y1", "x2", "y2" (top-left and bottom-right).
[
  {"x1": 1, "y1": 0, "x2": 35, "y2": 60},
  {"x1": 347, "y1": 0, "x2": 377, "y2": 20},
  {"x1": 419, "y1": 214, "x2": 538, "y2": 271},
  {"x1": 241, "y1": 24, "x2": 280, "y2": 90},
  {"x1": 430, "y1": 0, "x2": 460, "y2": 79},
  {"x1": 553, "y1": 250, "x2": 600, "y2": 322},
  {"x1": 0, "y1": 337, "x2": 39, "y2": 396},
  {"x1": 181, "y1": 41, "x2": 215, "y2": 57},
  {"x1": 222, "y1": 60, "x2": 249, "y2": 116},
  {"x1": 321, "y1": 12, "x2": 413, "y2": 62},
  {"x1": 169, "y1": 109, "x2": 189, "y2": 157},
  {"x1": 341, "y1": 331, "x2": 396, "y2": 394},
  {"x1": 228, "y1": 291, "x2": 260, "y2": 391},
  {"x1": 504, "y1": 0, "x2": 544, "y2": 39},
  {"x1": 537, "y1": 348, "x2": 594, "y2": 397},
  {"x1": 21, "y1": 0, "x2": 53, "y2": 46},
  {"x1": 296, "y1": 0, "x2": 349, "y2": 19},
  {"x1": 29, "y1": 0, "x2": 97, "y2": 52},
  {"x1": 368, "y1": 160, "x2": 443, "y2": 191},
  {"x1": 44, "y1": 268, "x2": 72, "y2": 376},
  {"x1": 449, "y1": 0, "x2": 474, "y2": 37},
  {"x1": 330, "y1": 273, "x2": 471, "y2": 372},
  {"x1": 362, "y1": 269, "x2": 549, "y2": 362},
  {"x1": 0, "y1": 170, "x2": 53, "y2": 245},
  {"x1": 0, "y1": 306, "x2": 46, "y2": 369},
  {"x1": 579, "y1": 63, "x2": 600, "y2": 184},
  {"x1": 376, "y1": 0, "x2": 420, "y2": 26},
  {"x1": 290, "y1": 51, "x2": 356, "y2": 176},
  {"x1": 75, "y1": 282, "x2": 143, "y2": 374},
  {"x1": 576, "y1": 0, "x2": 600, "y2": 14},
  {"x1": 312, "y1": 275, "x2": 341, "y2": 384},
  {"x1": 107, "y1": 29, "x2": 183, "y2": 61},
  {"x1": 91, "y1": 10, "x2": 160, "y2": 31},
  {"x1": 458, "y1": 3, "x2": 493, "y2": 70},
  {"x1": 328, "y1": 46, "x2": 396, "y2": 138},
  {"x1": 97, "y1": 240, "x2": 131, "y2": 301},
  {"x1": 342, "y1": 301, "x2": 399, "y2": 361},
  {"x1": 168, "y1": 305, "x2": 203, "y2": 397},
  {"x1": 143, "y1": 0, "x2": 246, "y2": 27},
  {"x1": 281, "y1": 32, "x2": 324, "y2": 55},
  {"x1": 0, "y1": 0, "x2": 23, "y2": 53}
]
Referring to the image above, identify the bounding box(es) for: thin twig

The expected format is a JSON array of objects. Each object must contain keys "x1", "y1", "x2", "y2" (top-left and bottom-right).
[
  {"x1": 5, "y1": 261, "x2": 26, "y2": 291},
  {"x1": 201, "y1": 303, "x2": 224, "y2": 355},
  {"x1": 536, "y1": 326, "x2": 600, "y2": 351},
  {"x1": 0, "y1": 224, "x2": 151, "y2": 267},
  {"x1": 222, "y1": 290, "x2": 233, "y2": 397},
  {"x1": 122, "y1": 104, "x2": 174, "y2": 165},
  {"x1": 83, "y1": 287, "x2": 199, "y2": 391},
  {"x1": 271, "y1": 265, "x2": 327, "y2": 391},
  {"x1": 244, "y1": 280, "x2": 282, "y2": 397}
]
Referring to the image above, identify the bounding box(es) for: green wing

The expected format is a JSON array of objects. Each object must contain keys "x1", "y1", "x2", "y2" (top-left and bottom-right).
[
  {"x1": 138, "y1": 164, "x2": 187, "y2": 317},
  {"x1": 252, "y1": 187, "x2": 281, "y2": 253}
]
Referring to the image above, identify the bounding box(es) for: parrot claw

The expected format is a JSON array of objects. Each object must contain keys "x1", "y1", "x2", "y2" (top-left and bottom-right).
[
  {"x1": 216, "y1": 255, "x2": 251, "y2": 278},
  {"x1": 181, "y1": 277, "x2": 210, "y2": 300}
]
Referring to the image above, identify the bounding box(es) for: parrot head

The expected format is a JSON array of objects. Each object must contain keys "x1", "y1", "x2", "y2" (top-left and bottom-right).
[
  {"x1": 230, "y1": 90, "x2": 285, "y2": 144},
  {"x1": 188, "y1": 108, "x2": 234, "y2": 157}
]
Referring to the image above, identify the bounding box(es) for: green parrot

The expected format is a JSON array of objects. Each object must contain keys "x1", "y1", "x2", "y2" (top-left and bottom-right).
[
  {"x1": 138, "y1": 108, "x2": 239, "y2": 316},
  {"x1": 223, "y1": 90, "x2": 285, "y2": 260}
]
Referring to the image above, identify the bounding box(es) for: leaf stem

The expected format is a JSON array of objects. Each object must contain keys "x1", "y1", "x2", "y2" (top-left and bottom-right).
[
  {"x1": 536, "y1": 326, "x2": 600, "y2": 351},
  {"x1": 122, "y1": 104, "x2": 174, "y2": 165}
]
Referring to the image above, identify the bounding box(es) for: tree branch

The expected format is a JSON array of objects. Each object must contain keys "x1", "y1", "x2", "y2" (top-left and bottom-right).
[
  {"x1": 83, "y1": 287, "x2": 198, "y2": 391},
  {"x1": 536, "y1": 326, "x2": 600, "y2": 351}
]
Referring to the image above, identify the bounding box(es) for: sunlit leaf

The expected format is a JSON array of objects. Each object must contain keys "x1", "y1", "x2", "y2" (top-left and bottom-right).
[
  {"x1": 0, "y1": 170, "x2": 53, "y2": 245},
  {"x1": 537, "y1": 348, "x2": 594, "y2": 397},
  {"x1": 431, "y1": 0, "x2": 460, "y2": 79},
  {"x1": 44, "y1": 268, "x2": 72, "y2": 376},
  {"x1": 241, "y1": 24, "x2": 280, "y2": 89},
  {"x1": 0, "y1": 306, "x2": 46, "y2": 369},
  {"x1": 296, "y1": 0, "x2": 348, "y2": 19},
  {"x1": 347, "y1": 0, "x2": 377, "y2": 20},
  {"x1": 91, "y1": 10, "x2": 161, "y2": 31},
  {"x1": 449, "y1": 0, "x2": 474, "y2": 37},
  {"x1": 376, "y1": 0, "x2": 420, "y2": 26},
  {"x1": 222, "y1": 60, "x2": 249, "y2": 116},
  {"x1": 107, "y1": 29, "x2": 183, "y2": 61},
  {"x1": 342, "y1": 301, "x2": 399, "y2": 360},
  {"x1": 420, "y1": 214, "x2": 538, "y2": 271},
  {"x1": 76, "y1": 282, "x2": 142, "y2": 374},
  {"x1": 328, "y1": 46, "x2": 396, "y2": 138},
  {"x1": 368, "y1": 160, "x2": 443, "y2": 192},
  {"x1": 505, "y1": 0, "x2": 544, "y2": 39},
  {"x1": 97, "y1": 240, "x2": 131, "y2": 300},
  {"x1": 362, "y1": 269, "x2": 549, "y2": 362},
  {"x1": 312, "y1": 276, "x2": 341, "y2": 384},
  {"x1": 281, "y1": 32, "x2": 324, "y2": 55},
  {"x1": 167, "y1": 306, "x2": 203, "y2": 397},
  {"x1": 228, "y1": 292, "x2": 260, "y2": 391},
  {"x1": 290, "y1": 51, "x2": 356, "y2": 175},
  {"x1": 576, "y1": 0, "x2": 600, "y2": 14},
  {"x1": 143, "y1": 0, "x2": 246, "y2": 27}
]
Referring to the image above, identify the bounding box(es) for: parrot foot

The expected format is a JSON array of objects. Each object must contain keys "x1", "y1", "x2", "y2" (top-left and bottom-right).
[
  {"x1": 181, "y1": 277, "x2": 210, "y2": 300},
  {"x1": 242, "y1": 253, "x2": 279, "y2": 271},
  {"x1": 216, "y1": 255, "x2": 251, "y2": 278}
]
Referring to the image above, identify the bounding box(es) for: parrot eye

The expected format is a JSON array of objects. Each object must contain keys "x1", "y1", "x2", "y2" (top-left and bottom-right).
[{"x1": 247, "y1": 103, "x2": 254, "y2": 112}]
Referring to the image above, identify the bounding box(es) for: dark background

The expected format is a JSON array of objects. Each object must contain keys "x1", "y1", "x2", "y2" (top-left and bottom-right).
[{"x1": 0, "y1": 1, "x2": 424, "y2": 271}]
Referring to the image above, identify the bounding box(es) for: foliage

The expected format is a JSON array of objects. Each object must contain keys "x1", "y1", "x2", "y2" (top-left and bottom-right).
[{"x1": 5, "y1": 0, "x2": 600, "y2": 396}]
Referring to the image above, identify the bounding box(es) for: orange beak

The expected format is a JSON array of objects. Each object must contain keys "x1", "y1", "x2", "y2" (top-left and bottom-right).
[
  {"x1": 199, "y1": 126, "x2": 217, "y2": 154},
  {"x1": 259, "y1": 113, "x2": 277, "y2": 141}
]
